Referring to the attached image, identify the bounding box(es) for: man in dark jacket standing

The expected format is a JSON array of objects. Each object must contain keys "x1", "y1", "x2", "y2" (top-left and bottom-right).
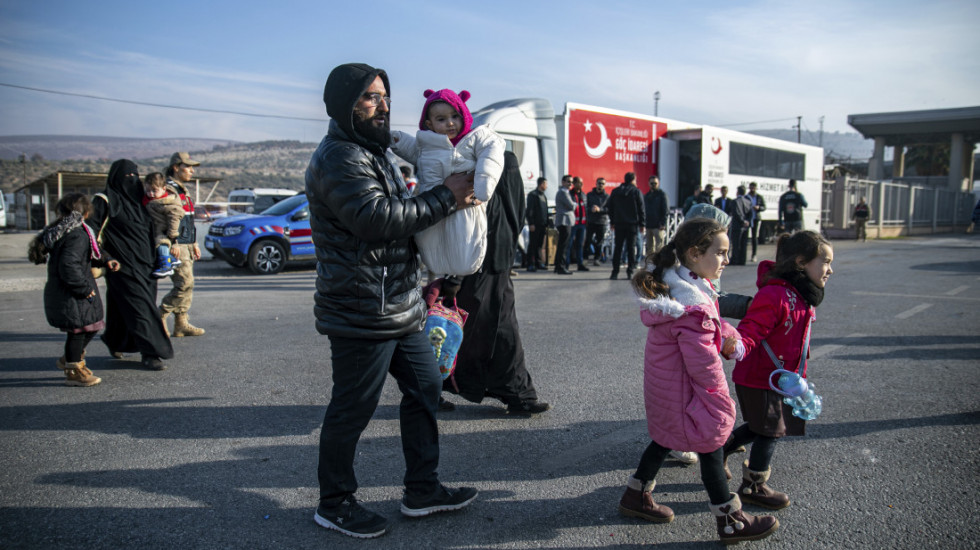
[
  {"x1": 606, "y1": 172, "x2": 645, "y2": 280},
  {"x1": 525, "y1": 177, "x2": 549, "y2": 272},
  {"x1": 728, "y1": 186, "x2": 753, "y2": 265},
  {"x1": 643, "y1": 176, "x2": 669, "y2": 255},
  {"x1": 584, "y1": 177, "x2": 609, "y2": 266},
  {"x1": 306, "y1": 62, "x2": 477, "y2": 539},
  {"x1": 778, "y1": 179, "x2": 808, "y2": 233}
]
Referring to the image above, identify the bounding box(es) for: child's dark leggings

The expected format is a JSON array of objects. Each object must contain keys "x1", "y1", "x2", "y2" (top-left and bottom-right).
[
  {"x1": 64, "y1": 331, "x2": 97, "y2": 363},
  {"x1": 726, "y1": 423, "x2": 778, "y2": 471},
  {"x1": 634, "y1": 439, "x2": 730, "y2": 505}
]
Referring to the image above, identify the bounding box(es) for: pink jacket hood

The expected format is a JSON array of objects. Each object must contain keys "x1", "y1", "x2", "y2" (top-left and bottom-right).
[{"x1": 419, "y1": 88, "x2": 473, "y2": 146}]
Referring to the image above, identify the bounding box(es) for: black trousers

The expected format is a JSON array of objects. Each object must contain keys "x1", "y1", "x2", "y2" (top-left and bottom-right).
[
  {"x1": 726, "y1": 423, "x2": 778, "y2": 472},
  {"x1": 527, "y1": 227, "x2": 547, "y2": 267},
  {"x1": 729, "y1": 225, "x2": 748, "y2": 265},
  {"x1": 64, "y1": 330, "x2": 97, "y2": 362},
  {"x1": 318, "y1": 331, "x2": 442, "y2": 504},
  {"x1": 584, "y1": 223, "x2": 606, "y2": 260},
  {"x1": 634, "y1": 439, "x2": 731, "y2": 505},
  {"x1": 554, "y1": 226, "x2": 571, "y2": 271},
  {"x1": 611, "y1": 224, "x2": 638, "y2": 274}
]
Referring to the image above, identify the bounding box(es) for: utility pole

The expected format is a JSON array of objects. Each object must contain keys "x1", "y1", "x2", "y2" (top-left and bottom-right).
[
  {"x1": 818, "y1": 116, "x2": 825, "y2": 148},
  {"x1": 653, "y1": 91, "x2": 661, "y2": 116},
  {"x1": 794, "y1": 116, "x2": 802, "y2": 143}
]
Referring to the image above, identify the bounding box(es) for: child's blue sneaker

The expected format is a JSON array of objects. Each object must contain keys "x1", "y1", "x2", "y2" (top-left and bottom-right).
[
  {"x1": 170, "y1": 254, "x2": 182, "y2": 267},
  {"x1": 152, "y1": 255, "x2": 174, "y2": 278}
]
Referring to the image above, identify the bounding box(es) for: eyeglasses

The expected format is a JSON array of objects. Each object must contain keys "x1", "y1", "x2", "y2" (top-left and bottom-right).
[{"x1": 362, "y1": 93, "x2": 391, "y2": 107}]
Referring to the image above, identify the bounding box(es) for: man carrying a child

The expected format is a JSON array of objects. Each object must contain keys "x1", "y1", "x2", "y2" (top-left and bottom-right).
[{"x1": 306, "y1": 62, "x2": 478, "y2": 539}]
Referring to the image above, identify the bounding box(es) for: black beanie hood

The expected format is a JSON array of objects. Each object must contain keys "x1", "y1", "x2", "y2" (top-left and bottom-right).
[{"x1": 323, "y1": 63, "x2": 390, "y2": 149}]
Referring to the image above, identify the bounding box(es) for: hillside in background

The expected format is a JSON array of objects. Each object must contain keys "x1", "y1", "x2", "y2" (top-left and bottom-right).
[
  {"x1": 746, "y1": 129, "x2": 873, "y2": 162},
  {"x1": 0, "y1": 138, "x2": 317, "y2": 199},
  {"x1": 0, "y1": 131, "x2": 877, "y2": 198},
  {"x1": 0, "y1": 135, "x2": 239, "y2": 162}
]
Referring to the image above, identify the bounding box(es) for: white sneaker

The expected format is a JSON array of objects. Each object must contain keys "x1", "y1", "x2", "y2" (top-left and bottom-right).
[
  {"x1": 669, "y1": 450, "x2": 698, "y2": 465},
  {"x1": 750, "y1": 255, "x2": 757, "y2": 263}
]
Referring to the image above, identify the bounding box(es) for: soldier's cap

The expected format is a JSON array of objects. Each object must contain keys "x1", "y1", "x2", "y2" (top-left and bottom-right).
[{"x1": 169, "y1": 152, "x2": 200, "y2": 167}]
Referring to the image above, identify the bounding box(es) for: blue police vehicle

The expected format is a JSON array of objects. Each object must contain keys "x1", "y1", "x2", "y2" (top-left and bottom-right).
[{"x1": 205, "y1": 193, "x2": 314, "y2": 274}]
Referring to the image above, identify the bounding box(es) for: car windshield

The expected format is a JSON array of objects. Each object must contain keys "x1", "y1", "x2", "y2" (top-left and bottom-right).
[{"x1": 260, "y1": 193, "x2": 306, "y2": 216}]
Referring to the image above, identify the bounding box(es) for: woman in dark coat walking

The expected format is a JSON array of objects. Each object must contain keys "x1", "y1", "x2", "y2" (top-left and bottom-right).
[
  {"x1": 88, "y1": 159, "x2": 174, "y2": 370},
  {"x1": 443, "y1": 152, "x2": 550, "y2": 415},
  {"x1": 29, "y1": 193, "x2": 119, "y2": 386}
]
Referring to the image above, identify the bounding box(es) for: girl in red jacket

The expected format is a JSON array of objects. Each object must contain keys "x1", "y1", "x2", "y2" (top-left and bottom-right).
[
  {"x1": 724, "y1": 231, "x2": 834, "y2": 510},
  {"x1": 618, "y1": 218, "x2": 778, "y2": 544}
]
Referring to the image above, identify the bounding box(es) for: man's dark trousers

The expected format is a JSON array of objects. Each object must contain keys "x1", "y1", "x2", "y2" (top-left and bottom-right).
[
  {"x1": 527, "y1": 227, "x2": 546, "y2": 268},
  {"x1": 554, "y1": 226, "x2": 571, "y2": 271},
  {"x1": 611, "y1": 224, "x2": 638, "y2": 275},
  {"x1": 584, "y1": 223, "x2": 606, "y2": 261},
  {"x1": 568, "y1": 224, "x2": 587, "y2": 266},
  {"x1": 318, "y1": 331, "x2": 441, "y2": 504}
]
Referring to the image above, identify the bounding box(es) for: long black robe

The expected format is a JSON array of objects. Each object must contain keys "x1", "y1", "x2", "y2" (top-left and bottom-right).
[
  {"x1": 88, "y1": 159, "x2": 173, "y2": 360},
  {"x1": 446, "y1": 152, "x2": 537, "y2": 404}
]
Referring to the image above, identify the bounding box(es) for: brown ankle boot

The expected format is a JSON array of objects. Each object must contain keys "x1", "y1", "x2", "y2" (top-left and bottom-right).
[
  {"x1": 172, "y1": 313, "x2": 205, "y2": 337},
  {"x1": 618, "y1": 476, "x2": 674, "y2": 523},
  {"x1": 737, "y1": 461, "x2": 791, "y2": 509},
  {"x1": 710, "y1": 494, "x2": 778, "y2": 544},
  {"x1": 159, "y1": 307, "x2": 171, "y2": 337},
  {"x1": 64, "y1": 360, "x2": 101, "y2": 387}
]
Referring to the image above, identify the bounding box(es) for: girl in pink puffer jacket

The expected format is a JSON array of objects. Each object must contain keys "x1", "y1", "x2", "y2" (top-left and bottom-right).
[{"x1": 617, "y1": 218, "x2": 779, "y2": 545}]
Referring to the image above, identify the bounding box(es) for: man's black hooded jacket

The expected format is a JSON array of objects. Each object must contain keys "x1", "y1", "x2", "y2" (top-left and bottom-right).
[{"x1": 306, "y1": 63, "x2": 458, "y2": 338}]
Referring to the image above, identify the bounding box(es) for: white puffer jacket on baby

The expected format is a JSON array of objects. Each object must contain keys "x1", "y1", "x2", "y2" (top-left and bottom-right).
[{"x1": 392, "y1": 125, "x2": 505, "y2": 277}]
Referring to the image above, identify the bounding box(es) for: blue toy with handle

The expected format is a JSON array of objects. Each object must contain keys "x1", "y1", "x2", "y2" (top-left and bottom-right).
[{"x1": 761, "y1": 318, "x2": 823, "y2": 421}]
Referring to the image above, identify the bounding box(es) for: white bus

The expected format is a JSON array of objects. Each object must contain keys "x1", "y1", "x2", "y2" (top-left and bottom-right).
[{"x1": 659, "y1": 124, "x2": 824, "y2": 241}]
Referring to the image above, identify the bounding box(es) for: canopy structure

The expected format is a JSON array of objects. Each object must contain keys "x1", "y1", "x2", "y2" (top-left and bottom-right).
[
  {"x1": 14, "y1": 171, "x2": 220, "y2": 230},
  {"x1": 847, "y1": 106, "x2": 980, "y2": 190}
]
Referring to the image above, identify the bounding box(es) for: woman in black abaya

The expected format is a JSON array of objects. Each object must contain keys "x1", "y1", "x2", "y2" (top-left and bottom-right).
[
  {"x1": 442, "y1": 152, "x2": 550, "y2": 415},
  {"x1": 88, "y1": 159, "x2": 173, "y2": 370}
]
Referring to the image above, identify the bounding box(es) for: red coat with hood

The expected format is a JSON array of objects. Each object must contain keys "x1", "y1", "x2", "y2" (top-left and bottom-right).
[
  {"x1": 639, "y1": 266, "x2": 739, "y2": 453},
  {"x1": 733, "y1": 260, "x2": 815, "y2": 389}
]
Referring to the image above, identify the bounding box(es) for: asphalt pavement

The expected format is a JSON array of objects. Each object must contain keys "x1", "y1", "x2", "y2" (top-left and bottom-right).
[{"x1": 1, "y1": 230, "x2": 978, "y2": 549}]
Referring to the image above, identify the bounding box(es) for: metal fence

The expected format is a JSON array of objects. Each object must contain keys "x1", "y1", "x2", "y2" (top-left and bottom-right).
[{"x1": 822, "y1": 176, "x2": 976, "y2": 235}]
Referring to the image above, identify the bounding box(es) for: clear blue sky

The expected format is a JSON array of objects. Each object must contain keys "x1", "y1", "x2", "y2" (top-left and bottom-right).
[{"x1": 1, "y1": 0, "x2": 977, "y2": 143}]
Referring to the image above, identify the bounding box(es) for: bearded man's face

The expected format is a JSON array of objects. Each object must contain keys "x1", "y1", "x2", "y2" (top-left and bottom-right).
[{"x1": 353, "y1": 76, "x2": 390, "y2": 146}]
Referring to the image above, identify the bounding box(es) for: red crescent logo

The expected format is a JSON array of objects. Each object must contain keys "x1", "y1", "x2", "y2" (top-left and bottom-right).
[{"x1": 711, "y1": 137, "x2": 723, "y2": 155}]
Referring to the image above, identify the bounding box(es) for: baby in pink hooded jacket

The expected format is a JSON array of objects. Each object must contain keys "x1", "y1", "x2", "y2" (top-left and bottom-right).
[{"x1": 617, "y1": 218, "x2": 779, "y2": 545}]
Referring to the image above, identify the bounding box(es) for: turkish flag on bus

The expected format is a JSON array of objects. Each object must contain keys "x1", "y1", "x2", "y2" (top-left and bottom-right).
[{"x1": 565, "y1": 106, "x2": 668, "y2": 193}]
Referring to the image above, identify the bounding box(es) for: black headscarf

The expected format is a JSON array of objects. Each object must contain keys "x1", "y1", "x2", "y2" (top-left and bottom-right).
[
  {"x1": 323, "y1": 62, "x2": 391, "y2": 151},
  {"x1": 101, "y1": 159, "x2": 155, "y2": 271}
]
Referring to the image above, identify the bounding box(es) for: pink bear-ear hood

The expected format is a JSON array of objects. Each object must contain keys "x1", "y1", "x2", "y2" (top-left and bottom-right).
[{"x1": 419, "y1": 88, "x2": 474, "y2": 146}]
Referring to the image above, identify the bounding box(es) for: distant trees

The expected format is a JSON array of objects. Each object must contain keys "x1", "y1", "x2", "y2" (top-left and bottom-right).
[{"x1": 904, "y1": 143, "x2": 950, "y2": 176}]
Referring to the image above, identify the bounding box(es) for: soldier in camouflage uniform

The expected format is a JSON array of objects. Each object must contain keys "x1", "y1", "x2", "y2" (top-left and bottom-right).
[{"x1": 159, "y1": 152, "x2": 205, "y2": 337}]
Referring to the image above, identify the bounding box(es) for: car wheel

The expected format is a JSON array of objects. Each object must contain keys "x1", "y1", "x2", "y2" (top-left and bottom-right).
[{"x1": 248, "y1": 240, "x2": 286, "y2": 275}]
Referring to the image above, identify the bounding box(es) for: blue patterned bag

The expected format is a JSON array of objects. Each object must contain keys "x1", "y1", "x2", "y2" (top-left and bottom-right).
[{"x1": 423, "y1": 299, "x2": 468, "y2": 380}]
